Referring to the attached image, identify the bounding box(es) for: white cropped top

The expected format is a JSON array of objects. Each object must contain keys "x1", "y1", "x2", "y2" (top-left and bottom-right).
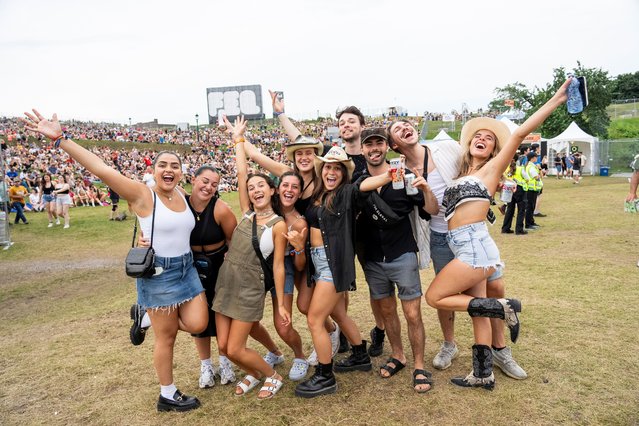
[{"x1": 138, "y1": 188, "x2": 195, "y2": 257}]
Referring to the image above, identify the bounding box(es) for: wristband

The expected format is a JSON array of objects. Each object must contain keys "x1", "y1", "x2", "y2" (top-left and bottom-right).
[
  {"x1": 290, "y1": 248, "x2": 304, "y2": 256},
  {"x1": 234, "y1": 137, "x2": 246, "y2": 145},
  {"x1": 53, "y1": 136, "x2": 64, "y2": 148},
  {"x1": 274, "y1": 111, "x2": 285, "y2": 117}
]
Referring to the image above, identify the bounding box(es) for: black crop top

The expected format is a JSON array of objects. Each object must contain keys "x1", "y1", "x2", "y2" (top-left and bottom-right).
[
  {"x1": 442, "y1": 176, "x2": 496, "y2": 224},
  {"x1": 305, "y1": 204, "x2": 321, "y2": 229},
  {"x1": 294, "y1": 196, "x2": 312, "y2": 216},
  {"x1": 187, "y1": 195, "x2": 226, "y2": 248}
]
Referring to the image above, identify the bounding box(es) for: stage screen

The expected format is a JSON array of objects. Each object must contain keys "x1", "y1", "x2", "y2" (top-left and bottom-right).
[{"x1": 207, "y1": 84, "x2": 264, "y2": 123}]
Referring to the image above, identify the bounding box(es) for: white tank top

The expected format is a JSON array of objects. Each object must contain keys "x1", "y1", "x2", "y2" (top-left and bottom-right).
[
  {"x1": 138, "y1": 188, "x2": 194, "y2": 257},
  {"x1": 427, "y1": 168, "x2": 448, "y2": 233}
]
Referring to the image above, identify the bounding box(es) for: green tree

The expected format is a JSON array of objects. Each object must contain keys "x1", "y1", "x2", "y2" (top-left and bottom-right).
[
  {"x1": 488, "y1": 62, "x2": 613, "y2": 138},
  {"x1": 610, "y1": 71, "x2": 639, "y2": 99}
]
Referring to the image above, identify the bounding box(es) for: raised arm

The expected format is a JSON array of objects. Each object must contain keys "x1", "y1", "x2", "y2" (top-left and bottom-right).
[
  {"x1": 269, "y1": 89, "x2": 302, "y2": 141},
  {"x1": 489, "y1": 79, "x2": 570, "y2": 175},
  {"x1": 224, "y1": 115, "x2": 251, "y2": 214},
  {"x1": 21, "y1": 109, "x2": 149, "y2": 211},
  {"x1": 243, "y1": 140, "x2": 292, "y2": 177}
]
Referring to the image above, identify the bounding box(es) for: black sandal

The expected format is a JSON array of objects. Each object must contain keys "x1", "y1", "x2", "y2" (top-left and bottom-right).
[
  {"x1": 413, "y1": 369, "x2": 433, "y2": 393},
  {"x1": 379, "y1": 357, "x2": 406, "y2": 378}
]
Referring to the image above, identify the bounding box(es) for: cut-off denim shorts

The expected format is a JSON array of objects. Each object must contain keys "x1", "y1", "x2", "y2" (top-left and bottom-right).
[
  {"x1": 310, "y1": 246, "x2": 334, "y2": 284},
  {"x1": 136, "y1": 251, "x2": 204, "y2": 310},
  {"x1": 43, "y1": 194, "x2": 55, "y2": 203},
  {"x1": 447, "y1": 221, "x2": 504, "y2": 274}
]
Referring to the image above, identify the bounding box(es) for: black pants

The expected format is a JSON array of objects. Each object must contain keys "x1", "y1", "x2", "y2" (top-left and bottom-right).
[
  {"x1": 502, "y1": 186, "x2": 527, "y2": 233},
  {"x1": 525, "y1": 190, "x2": 539, "y2": 228}
]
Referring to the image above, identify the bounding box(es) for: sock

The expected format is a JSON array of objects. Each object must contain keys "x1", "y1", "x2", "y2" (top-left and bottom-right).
[
  {"x1": 492, "y1": 346, "x2": 506, "y2": 351},
  {"x1": 140, "y1": 312, "x2": 151, "y2": 328},
  {"x1": 201, "y1": 358, "x2": 212, "y2": 369},
  {"x1": 160, "y1": 383, "x2": 177, "y2": 400},
  {"x1": 374, "y1": 326, "x2": 385, "y2": 335}
]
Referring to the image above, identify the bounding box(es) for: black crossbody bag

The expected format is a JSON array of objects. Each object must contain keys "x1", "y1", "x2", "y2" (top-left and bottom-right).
[
  {"x1": 125, "y1": 193, "x2": 156, "y2": 278},
  {"x1": 251, "y1": 214, "x2": 276, "y2": 293}
]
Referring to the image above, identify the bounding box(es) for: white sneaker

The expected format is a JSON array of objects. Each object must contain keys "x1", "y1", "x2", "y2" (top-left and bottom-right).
[
  {"x1": 492, "y1": 347, "x2": 527, "y2": 380},
  {"x1": 432, "y1": 341, "x2": 459, "y2": 370},
  {"x1": 263, "y1": 351, "x2": 285, "y2": 367},
  {"x1": 307, "y1": 348, "x2": 318, "y2": 366},
  {"x1": 288, "y1": 358, "x2": 309, "y2": 381},
  {"x1": 218, "y1": 360, "x2": 236, "y2": 385},
  {"x1": 55, "y1": 219, "x2": 60, "y2": 225},
  {"x1": 47, "y1": 222, "x2": 53, "y2": 228},
  {"x1": 329, "y1": 322, "x2": 340, "y2": 358},
  {"x1": 199, "y1": 364, "x2": 216, "y2": 388},
  {"x1": 63, "y1": 224, "x2": 70, "y2": 229}
]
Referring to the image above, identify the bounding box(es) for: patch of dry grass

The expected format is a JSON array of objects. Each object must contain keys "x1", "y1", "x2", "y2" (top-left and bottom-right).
[{"x1": 1, "y1": 177, "x2": 638, "y2": 425}]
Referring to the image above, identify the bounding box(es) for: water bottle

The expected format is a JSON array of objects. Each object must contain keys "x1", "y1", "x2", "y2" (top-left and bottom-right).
[{"x1": 566, "y1": 76, "x2": 583, "y2": 114}]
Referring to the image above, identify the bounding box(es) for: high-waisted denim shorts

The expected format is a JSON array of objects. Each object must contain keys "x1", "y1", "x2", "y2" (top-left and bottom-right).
[
  {"x1": 447, "y1": 222, "x2": 504, "y2": 273},
  {"x1": 311, "y1": 246, "x2": 334, "y2": 284},
  {"x1": 136, "y1": 251, "x2": 204, "y2": 310}
]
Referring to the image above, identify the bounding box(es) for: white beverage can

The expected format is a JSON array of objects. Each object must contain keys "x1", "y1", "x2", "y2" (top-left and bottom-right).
[
  {"x1": 389, "y1": 158, "x2": 405, "y2": 189},
  {"x1": 405, "y1": 173, "x2": 418, "y2": 195},
  {"x1": 217, "y1": 113, "x2": 226, "y2": 131},
  {"x1": 500, "y1": 180, "x2": 516, "y2": 203}
]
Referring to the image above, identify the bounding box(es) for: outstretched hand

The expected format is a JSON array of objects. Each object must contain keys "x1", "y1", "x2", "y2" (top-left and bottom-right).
[
  {"x1": 552, "y1": 78, "x2": 572, "y2": 105},
  {"x1": 21, "y1": 109, "x2": 63, "y2": 140},
  {"x1": 269, "y1": 90, "x2": 285, "y2": 114},
  {"x1": 223, "y1": 115, "x2": 247, "y2": 141}
]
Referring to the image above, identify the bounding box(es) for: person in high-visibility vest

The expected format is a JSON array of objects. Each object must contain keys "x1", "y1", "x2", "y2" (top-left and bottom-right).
[
  {"x1": 524, "y1": 152, "x2": 541, "y2": 230},
  {"x1": 501, "y1": 157, "x2": 529, "y2": 235}
]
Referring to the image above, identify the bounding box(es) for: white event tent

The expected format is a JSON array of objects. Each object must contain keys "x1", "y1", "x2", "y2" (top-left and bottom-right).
[
  {"x1": 420, "y1": 129, "x2": 455, "y2": 145},
  {"x1": 547, "y1": 122, "x2": 599, "y2": 175}
]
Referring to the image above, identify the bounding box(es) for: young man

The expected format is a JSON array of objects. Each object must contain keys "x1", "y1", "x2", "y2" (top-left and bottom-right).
[
  {"x1": 358, "y1": 128, "x2": 438, "y2": 392},
  {"x1": 387, "y1": 119, "x2": 527, "y2": 379},
  {"x1": 8, "y1": 179, "x2": 29, "y2": 224},
  {"x1": 337, "y1": 106, "x2": 387, "y2": 356}
]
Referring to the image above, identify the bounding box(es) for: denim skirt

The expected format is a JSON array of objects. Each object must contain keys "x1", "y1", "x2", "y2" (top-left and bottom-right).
[
  {"x1": 447, "y1": 222, "x2": 504, "y2": 273},
  {"x1": 136, "y1": 251, "x2": 204, "y2": 310}
]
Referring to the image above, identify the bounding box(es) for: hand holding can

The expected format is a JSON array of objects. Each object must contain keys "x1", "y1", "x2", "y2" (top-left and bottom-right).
[{"x1": 389, "y1": 157, "x2": 405, "y2": 189}]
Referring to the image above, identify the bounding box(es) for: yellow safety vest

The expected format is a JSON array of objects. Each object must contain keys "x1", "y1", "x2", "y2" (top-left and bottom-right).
[
  {"x1": 513, "y1": 165, "x2": 528, "y2": 191},
  {"x1": 525, "y1": 162, "x2": 540, "y2": 192}
]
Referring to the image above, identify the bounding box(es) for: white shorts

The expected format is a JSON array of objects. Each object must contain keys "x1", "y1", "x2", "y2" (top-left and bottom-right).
[
  {"x1": 573, "y1": 169, "x2": 580, "y2": 176},
  {"x1": 56, "y1": 194, "x2": 73, "y2": 206}
]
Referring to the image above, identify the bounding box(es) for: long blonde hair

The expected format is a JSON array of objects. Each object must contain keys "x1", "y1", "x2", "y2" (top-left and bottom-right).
[{"x1": 458, "y1": 130, "x2": 503, "y2": 177}]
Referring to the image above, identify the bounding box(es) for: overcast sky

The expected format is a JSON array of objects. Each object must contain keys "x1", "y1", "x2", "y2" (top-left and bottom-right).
[{"x1": 2, "y1": 0, "x2": 638, "y2": 125}]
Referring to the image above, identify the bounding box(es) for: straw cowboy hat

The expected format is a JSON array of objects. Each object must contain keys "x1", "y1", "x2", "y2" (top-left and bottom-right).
[
  {"x1": 313, "y1": 146, "x2": 355, "y2": 180},
  {"x1": 460, "y1": 117, "x2": 511, "y2": 150},
  {"x1": 285, "y1": 135, "x2": 325, "y2": 161}
]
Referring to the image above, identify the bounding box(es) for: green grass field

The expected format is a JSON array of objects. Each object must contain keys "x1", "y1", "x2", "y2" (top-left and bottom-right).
[{"x1": 1, "y1": 177, "x2": 638, "y2": 425}]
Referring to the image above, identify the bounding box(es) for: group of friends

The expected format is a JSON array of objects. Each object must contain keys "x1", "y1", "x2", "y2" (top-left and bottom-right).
[{"x1": 20, "y1": 78, "x2": 571, "y2": 412}]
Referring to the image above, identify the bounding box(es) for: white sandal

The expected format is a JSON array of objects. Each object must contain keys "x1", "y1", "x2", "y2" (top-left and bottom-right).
[
  {"x1": 257, "y1": 373, "x2": 283, "y2": 400},
  {"x1": 235, "y1": 374, "x2": 260, "y2": 396}
]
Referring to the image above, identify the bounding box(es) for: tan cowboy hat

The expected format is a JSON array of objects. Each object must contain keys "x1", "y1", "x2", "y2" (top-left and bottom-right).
[
  {"x1": 285, "y1": 135, "x2": 324, "y2": 161},
  {"x1": 314, "y1": 146, "x2": 355, "y2": 181},
  {"x1": 460, "y1": 117, "x2": 511, "y2": 150}
]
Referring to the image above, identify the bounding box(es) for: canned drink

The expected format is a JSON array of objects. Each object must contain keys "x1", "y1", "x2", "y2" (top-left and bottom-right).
[
  {"x1": 500, "y1": 180, "x2": 516, "y2": 203},
  {"x1": 217, "y1": 114, "x2": 226, "y2": 131},
  {"x1": 389, "y1": 158, "x2": 405, "y2": 189},
  {"x1": 405, "y1": 173, "x2": 418, "y2": 195}
]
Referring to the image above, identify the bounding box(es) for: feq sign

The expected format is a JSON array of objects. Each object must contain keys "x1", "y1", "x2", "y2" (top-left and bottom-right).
[{"x1": 207, "y1": 84, "x2": 264, "y2": 123}]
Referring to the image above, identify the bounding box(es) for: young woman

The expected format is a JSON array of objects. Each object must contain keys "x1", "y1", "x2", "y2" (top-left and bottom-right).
[
  {"x1": 242, "y1": 90, "x2": 340, "y2": 363},
  {"x1": 52, "y1": 174, "x2": 72, "y2": 228},
  {"x1": 424, "y1": 79, "x2": 569, "y2": 389},
  {"x1": 269, "y1": 171, "x2": 310, "y2": 380},
  {"x1": 23, "y1": 109, "x2": 208, "y2": 412},
  {"x1": 39, "y1": 173, "x2": 59, "y2": 227},
  {"x1": 211, "y1": 116, "x2": 288, "y2": 400},
  {"x1": 294, "y1": 146, "x2": 399, "y2": 398}
]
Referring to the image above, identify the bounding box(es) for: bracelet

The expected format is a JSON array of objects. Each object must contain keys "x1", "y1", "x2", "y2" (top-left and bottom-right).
[
  {"x1": 274, "y1": 111, "x2": 285, "y2": 117},
  {"x1": 290, "y1": 248, "x2": 304, "y2": 256},
  {"x1": 53, "y1": 136, "x2": 64, "y2": 148},
  {"x1": 234, "y1": 137, "x2": 246, "y2": 145}
]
